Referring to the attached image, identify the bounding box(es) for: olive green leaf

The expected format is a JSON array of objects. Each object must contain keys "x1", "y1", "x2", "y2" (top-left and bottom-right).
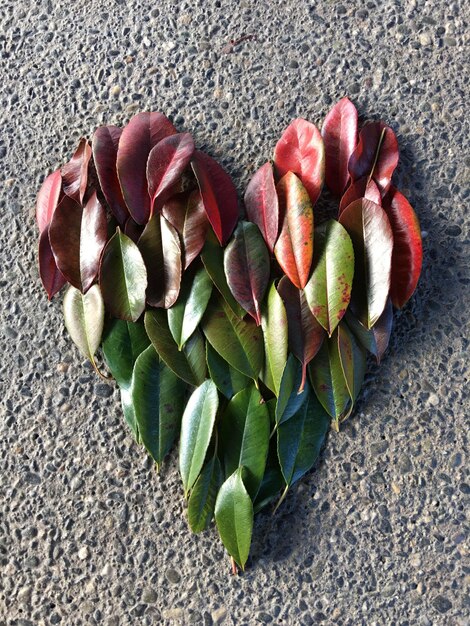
[
  {"x1": 187, "y1": 453, "x2": 223, "y2": 533},
  {"x1": 337, "y1": 321, "x2": 367, "y2": 408},
  {"x1": 275, "y1": 354, "x2": 308, "y2": 426},
  {"x1": 206, "y1": 342, "x2": 250, "y2": 399},
  {"x1": 261, "y1": 282, "x2": 288, "y2": 396},
  {"x1": 63, "y1": 284, "x2": 104, "y2": 371}
]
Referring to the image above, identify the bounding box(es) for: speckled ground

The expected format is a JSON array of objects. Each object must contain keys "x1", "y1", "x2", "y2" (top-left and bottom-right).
[{"x1": 0, "y1": 0, "x2": 468, "y2": 625}]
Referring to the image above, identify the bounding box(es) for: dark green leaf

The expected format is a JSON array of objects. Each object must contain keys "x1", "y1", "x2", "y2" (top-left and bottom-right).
[
  {"x1": 206, "y1": 342, "x2": 250, "y2": 399},
  {"x1": 337, "y1": 321, "x2": 367, "y2": 408},
  {"x1": 63, "y1": 284, "x2": 104, "y2": 369},
  {"x1": 275, "y1": 354, "x2": 308, "y2": 426},
  {"x1": 187, "y1": 454, "x2": 223, "y2": 533},
  {"x1": 253, "y1": 438, "x2": 285, "y2": 514},
  {"x1": 345, "y1": 298, "x2": 393, "y2": 363},
  {"x1": 261, "y1": 282, "x2": 288, "y2": 396}
]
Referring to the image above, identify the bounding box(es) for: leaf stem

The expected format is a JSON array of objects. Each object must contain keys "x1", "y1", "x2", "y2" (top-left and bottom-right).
[
  {"x1": 230, "y1": 556, "x2": 238, "y2": 575},
  {"x1": 273, "y1": 484, "x2": 289, "y2": 515}
]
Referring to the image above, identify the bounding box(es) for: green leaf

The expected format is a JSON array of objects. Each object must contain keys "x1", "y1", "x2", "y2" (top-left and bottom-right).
[
  {"x1": 145, "y1": 309, "x2": 206, "y2": 386},
  {"x1": 337, "y1": 321, "x2": 367, "y2": 407},
  {"x1": 168, "y1": 267, "x2": 213, "y2": 349},
  {"x1": 131, "y1": 344, "x2": 185, "y2": 467},
  {"x1": 63, "y1": 284, "x2": 104, "y2": 369},
  {"x1": 253, "y1": 440, "x2": 285, "y2": 515},
  {"x1": 187, "y1": 454, "x2": 223, "y2": 533},
  {"x1": 304, "y1": 220, "x2": 354, "y2": 336},
  {"x1": 277, "y1": 383, "x2": 329, "y2": 487},
  {"x1": 345, "y1": 298, "x2": 393, "y2": 364},
  {"x1": 206, "y1": 342, "x2": 250, "y2": 399},
  {"x1": 179, "y1": 380, "x2": 219, "y2": 496},
  {"x1": 202, "y1": 295, "x2": 264, "y2": 381},
  {"x1": 275, "y1": 354, "x2": 308, "y2": 426},
  {"x1": 261, "y1": 282, "x2": 288, "y2": 396},
  {"x1": 215, "y1": 468, "x2": 253, "y2": 570},
  {"x1": 99, "y1": 229, "x2": 147, "y2": 322},
  {"x1": 219, "y1": 386, "x2": 270, "y2": 498}
]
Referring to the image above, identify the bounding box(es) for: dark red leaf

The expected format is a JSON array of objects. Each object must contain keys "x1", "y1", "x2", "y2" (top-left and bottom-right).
[
  {"x1": 277, "y1": 276, "x2": 325, "y2": 393},
  {"x1": 321, "y1": 97, "x2": 358, "y2": 197},
  {"x1": 191, "y1": 150, "x2": 239, "y2": 245},
  {"x1": 382, "y1": 186, "x2": 423, "y2": 308},
  {"x1": 147, "y1": 133, "x2": 195, "y2": 212},
  {"x1": 339, "y1": 176, "x2": 382, "y2": 215},
  {"x1": 123, "y1": 216, "x2": 144, "y2": 243},
  {"x1": 61, "y1": 138, "x2": 92, "y2": 204},
  {"x1": 244, "y1": 162, "x2": 279, "y2": 253},
  {"x1": 36, "y1": 169, "x2": 62, "y2": 233},
  {"x1": 92, "y1": 125, "x2": 129, "y2": 226},
  {"x1": 273, "y1": 118, "x2": 325, "y2": 205},
  {"x1": 38, "y1": 229, "x2": 66, "y2": 299},
  {"x1": 49, "y1": 193, "x2": 108, "y2": 293},
  {"x1": 116, "y1": 112, "x2": 177, "y2": 225},
  {"x1": 348, "y1": 121, "x2": 399, "y2": 194}
]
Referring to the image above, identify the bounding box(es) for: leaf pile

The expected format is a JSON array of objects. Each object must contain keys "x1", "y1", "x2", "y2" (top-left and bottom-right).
[{"x1": 36, "y1": 100, "x2": 422, "y2": 571}]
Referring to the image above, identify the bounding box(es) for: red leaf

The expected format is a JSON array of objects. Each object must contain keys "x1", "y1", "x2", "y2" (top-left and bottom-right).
[
  {"x1": 274, "y1": 172, "x2": 314, "y2": 289},
  {"x1": 61, "y1": 138, "x2": 92, "y2": 204},
  {"x1": 191, "y1": 150, "x2": 239, "y2": 245},
  {"x1": 277, "y1": 276, "x2": 325, "y2": 392},
  {"x1": 92, "y1": 126, "x2": 129, "y2": 226},
  {"x1": 36, "y1": 169, "x2": 62, "y2": 233},
  {"x1": 273, "y1": 118, "x2": 325, "y2": 205},
  {"x1": 116, "y1": 112, "x2": 177, "y2": 225},
  {"x1": 348, "y1": 121, "x2": 399, "y2": 194},
  {"x1": 382, "y1": 186, "x2": 423, "y2": 308},
  {"x1": 244, "y1": 162, "x2": 279, "y2": 253},
  {"x1": 123, "y1": 216, "x2": 144, "y2": 243},
  {"x1": 339, "y1": 176, "x2": 382, "y2": 215},
  {"x1": 38, "y1": 229, "x2": 66, "y2": 299},
  {"x1": 147, "y1": 133, "x2": 195, "y2": 212},
  {"x1": 49, "y1": 193, "x2": 108, "y2": 293},
  {"x1": 321, "y1": 97, "x2": 358, "y2": 197}
]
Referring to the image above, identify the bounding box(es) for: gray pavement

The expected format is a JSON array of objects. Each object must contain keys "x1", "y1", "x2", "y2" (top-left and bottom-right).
[{"x1": 0, "y1": 0, "x2": 468, "y2": 624}]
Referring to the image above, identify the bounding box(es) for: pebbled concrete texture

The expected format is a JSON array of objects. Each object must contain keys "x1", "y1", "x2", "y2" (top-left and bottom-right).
[{"x1": 0, "y1": 0, "x2": 468, "y2": 624}]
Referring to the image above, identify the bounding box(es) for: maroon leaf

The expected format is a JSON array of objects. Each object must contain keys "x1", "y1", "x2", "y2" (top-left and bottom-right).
[
  {"x1": 138, "y1": 213, "x2": 182, "y2": 308},
  {"x1": 162, "y1": 191, "x2": 209, "y2": 269},
  {"x1": 116, "y1": 112, "x2": 177, "y2": 225},
  {"x1": 348, "y1": 121, "x2": 399, "y2": 194},
  {"x1": 36, "y1": 169, "x2": 62, "y2": 233},
  {"x1": 123, "y1": 216, "x2": 145, "y2": 243},
  {"x1": 49, "y1": 193, "x2": 108, "y2": 293},
  {"x1": 321, "y1": 97, "x2": 358, "y2": 197},
  {"x1": 277, "y1": 276, "x2": 325, "y2": 393},
  {"x1": 61, "y1": 138, "x2": 92, "y2": 204},
  {"x1": 92, "y1": 125, "x2": 129, "y2": 226},
  {"x1": 339, "y1": 176, "x2": 382, "y2": 215},
  {"x1": 244, "y1": 162, "x2": 279, "y2": 253},
  {"x1": 38, "y1": 229, "x2": 66, "y2": 299},
  {"x1": 191, "y1": 150, "x2": 239, "y2": 245},
  {"x1": 382, "y1": 186, "x2": 423, "y2": 309},
  {"x1": 345, "y1": 298, "x2": 393, "y2": 364},
  {"x1": 273, "y1": 118, "x2": 325, "y2": 205},
  {"x1": 147, "y1": 133, "x2": 195, "y2": 212}
]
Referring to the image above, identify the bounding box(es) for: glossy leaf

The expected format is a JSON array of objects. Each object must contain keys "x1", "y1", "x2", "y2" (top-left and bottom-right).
[
  {"x1": 304, "y1": 220, "x2": 354, "y2": 336},
  {"x1": 244, "y1": 162, "x2": 279, "y2": 253},
  {"x1": 339, "y1": 199, "x2": 393, "y2": 328},
  {"x1": 138, "y1": 213, "x2": 182, "y2": 308},
  {"x1": 179, "y1": 380, "x2": 219, "y2": 496},
  {"x1": 261, "y1": 282, "x2": 288, "y2": 396},
  {"x1": 191, "y1": 150, "x2": 239, "y2": 245},
  {"x1": 345, "y1": 298, "x2": 393, "y2": 364},
  {"x1": 147, "y1": 132, "x2": 195, "y2": 212},
  {"x1": 38, "y1": 229, "x2": 66, "y2": 299},
  {"x1": 275, "y1": 354, "x2": 308, "y2": 426},
  {"x1": 168, "y1": 267, "x2": 213, "y2": 349},
  {"x1": 92, "y1": 125, "x2": 129, "y2": 225},
  {"x1": 274, "y1": 172, "x2": 314, "y2": 289},
  {"x1": 273, "y1": 118, "x2": 325, "y2": 205},
  {"x1": 219, "y1": 386, "x2": 270, "y2": 498},
  {"x1": 61, "y1": 138, "x2": 92, "y2": 204},
  {"x1": 36, "y1": 169, "x2": 62, "y2": 233},
  {"x1": 117, "y1": 112, "x2": 177, "y2": 224},
  {"x1": 337, "y1": 322, "x2": 367, "y2": 406},
  {"x1": 206, "y1": 342, "x2": 250, "y2": 399},
  {"x1": 224, "y1": 221, "x2": 270, "y2": 325},
  {"x1": 131, "y1": 344, "x2": 185, "y2": 467},
  {"x1": 49, "y1": 192, "x2": 108, "y2": 293},
  {"x1": 321, "y1": 97, "x2": 358, "y2": 197},
  {"x1": 348, "y1": 121, "x2": 399, "y2": 194},
  {"x1": 201, "y1": 295, "x2": 264, "y2": 381},
  {"x1": 215, "y1": 468, "x2": 253, "y2": 571},
  {"x1": 99, "y1": 229, "x2": 147, "y2": 322},
  {"x1": 277, "y1": 382, "x2": 329, "y2": 487},
  {"x1": 144, "y1": 309, "x2": 206, "y2": 386},
  {"x1": 339, "y1": 176, "x2": 382, "y2": 215},
  {"x1": 253, "y1": 438, "x2": 285, "y2": 514},
  {"x1": 382, "y1": 186, "x2": 423, "y2": 309},
  {"x1": 277, "y1": 276, "x2": 324, "y2": 392},
  {"x1": 188, "y1": 454, "x2": 223, "y2": 533},
  {"x1": 123, "y1": 216, "x2": 144, "y2": 243},
  {"x1": 63, "y1": 284, "x2": 104, "y2": 368}
]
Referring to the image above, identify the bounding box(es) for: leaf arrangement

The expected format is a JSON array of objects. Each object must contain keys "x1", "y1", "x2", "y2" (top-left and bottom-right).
[{"x1": 36, "y1": 99, "x2": 423, "y2": 572}]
